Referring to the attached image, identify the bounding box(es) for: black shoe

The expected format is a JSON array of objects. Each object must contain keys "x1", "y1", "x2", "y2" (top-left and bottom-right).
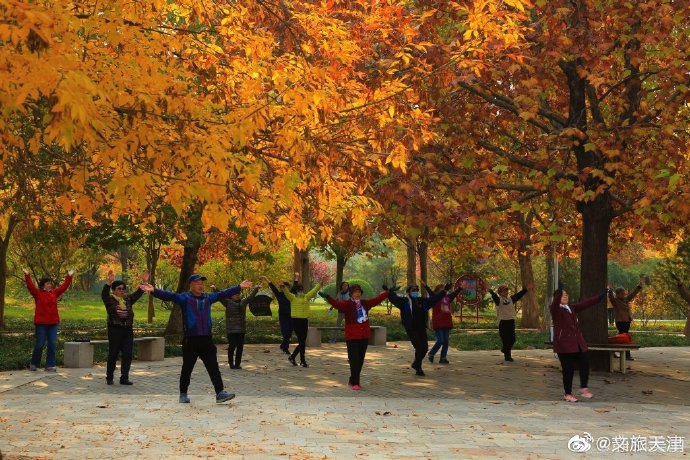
[
  {"x1": 234, "y1": 365, "x2": 242, "y2": 370},
  {"x1": 119, "y1": 379, "x2": 133, "y2": 385},
  {"x1": 288, "y1": 356, "x2": 297, "y2": 366},
  {"x1": 106, "y1": 378, "x2": 114, "y2": 385},
  {"x1": 300, "y1": 361, "x2": 309, "y2": 368},
  {"x1": 415, "y1": 369, "x2": 425, "y2": 376},
  {"x1": 504, "y1": 357, "x2": 514, "y2": 362},
  {"x1": 229, "y1": 364, "x2": 236, "y2": 369},
  {"x1": 439, "y1": 357, "x2": 450, "y2": 364},
  {"x1": 428, "y1": 354, "x2": 434, "y2": 363}
]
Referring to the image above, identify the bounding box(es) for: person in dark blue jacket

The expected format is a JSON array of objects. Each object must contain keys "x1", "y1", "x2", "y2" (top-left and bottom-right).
[
  {"x1": 141, "y1": 274, "x2": 252, "y2": 404},
  {"x1": 386, "y1": 283, "x2": 448, "y2": 376},
  {"x1": 263, "y1": 274, "x2": 299, "y2": 354}
]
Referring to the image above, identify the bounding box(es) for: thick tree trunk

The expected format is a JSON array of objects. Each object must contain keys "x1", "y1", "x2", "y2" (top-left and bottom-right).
[
  {"x1": 577, "y1": 197, "x2": 613, "y2": 370},
  {"x1": 406, "y1": 237, "x2": 417, "y2": 289},
  {"x1": 293, "y1": 246, "x2": 310, "y2": 291},
  {"x1": 164, "y1": 242, "x2": 201, "y2": 336},
  {"x1": 0, "y1": 216, "x2": 18, "y2": 330},
  {"x1": 418, "y1": 240, "x2": 428, "y2": 296},
  {"x1": 518, "y1": 251, "x2": 539, "y2": 328}
]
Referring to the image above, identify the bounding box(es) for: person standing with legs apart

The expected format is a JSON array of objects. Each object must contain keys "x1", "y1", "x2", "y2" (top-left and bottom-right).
[
  {"x1": 329, "y1": 281, "x2": 350, "y2": 343},
  {"x1": 283, "y1": 273, "x2": 321, "y2": 368},
  {"x1": 489, "y1": 284, "x2": 528, "y2": 362},
  {"x1": 319, "y1": 284, "x2": 389, "y2": 390},
  {"x1": 23, "y1": 268, "x2": 74, "y2": 372},
  {"x1": 221, "y1": 284, "x2": 259, "y2": 369},
  {"x1": 102, "y1": 270, "x2": 149, "y2": 385},
  {"x1": 141, "y1": 274, "x2": 252, "y2": 404},
  {"x1": 607, "y1": 275, "x2": 643, "y2": 360},
  {"x1": 550, "y1": 282, "x2": 607, "y2": 402},
  {"x1": 387, "y1": 284, "x2": 447, "y2": 376},
  {"x1": 265, "y1": 274, "x2": 298, "y2": 354},
  {"x1": 423, "y1": 282, "x2": 461, "y2": 364}
]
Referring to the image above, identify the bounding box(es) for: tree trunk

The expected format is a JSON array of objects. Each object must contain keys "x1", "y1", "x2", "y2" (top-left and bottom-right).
[
  {"x1": 118, "y1": 244, "x2": 130, "y2": 283},
  {"x1": 518, "y1": 251, "x2": 539, "y2": 328},
  {"x1": 577, "y1": 196, "x2": 613, "y2": 370},
  {"x1": 293, "y1": 246, "x2": 310, "y2": 291},
  {"x1": 164, "y1": 242, "x2": 201, "y2": 336},
  {"x1": 335, "y1": 254, "x2": 346, "y2": 291},
  {"x1": 418, "y1": 240, "x2": 428, "y2": 296},
  {"x1": 145, "y1": 235, "x2": 161, "y2": 324},
  {"x1": 406, "y1": 237, "x2": 417, "y2": 289},
  {"x1": 544, "y1": 245, "x2": 556, "y2": 332},
  {"x1": 0, "y1": 216, "x2": 18, "y2": 330}
]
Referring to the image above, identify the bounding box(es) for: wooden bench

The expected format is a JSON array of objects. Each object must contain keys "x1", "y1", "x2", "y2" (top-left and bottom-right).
[
  {"x1": 306, "y1": 326, "x2": 387, "y2": 347},
  {"x1": 64, "y1": 337, "x2": 165, "y2": 368},
  {"x1": 545, "y1": 342, "x2": 641, "y2": 374},
  {"x1": 588, "y1": 344, "x2": 641, "y2": 374}
]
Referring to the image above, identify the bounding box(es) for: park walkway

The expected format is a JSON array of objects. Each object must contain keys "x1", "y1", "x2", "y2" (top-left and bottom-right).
[{"x1": 1, "y1": 343, "x2": 689, "y2": 459}]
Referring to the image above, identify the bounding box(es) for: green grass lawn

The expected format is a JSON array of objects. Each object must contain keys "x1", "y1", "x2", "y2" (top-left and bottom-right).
[{"x1": 1, "y1": 293, "x2": 687, "y2": 371}]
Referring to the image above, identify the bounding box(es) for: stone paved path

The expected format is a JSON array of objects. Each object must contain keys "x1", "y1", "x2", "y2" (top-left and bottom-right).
[{"x1": 1, "y1": 343, "x2": 688, "y2": 459}]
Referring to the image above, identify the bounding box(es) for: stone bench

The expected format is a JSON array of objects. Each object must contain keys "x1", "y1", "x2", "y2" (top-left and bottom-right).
[
  {"x1": 545, "y1": 342, "x2": 641, "y2": 374},
  {"x1": 306, "y1": 326, "x2": 386, "y2": 347},
  {"x1": 64, "y1": 337, "x2": 165, "y2": 368},
  {"x1": 588, "y1": 344, "x2": 641, "y2": 374}
]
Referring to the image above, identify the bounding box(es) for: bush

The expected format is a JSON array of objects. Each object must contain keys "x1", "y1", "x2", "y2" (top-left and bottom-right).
[{"x1": 321, "y1": 278, "x2": 374, "y2": 298}]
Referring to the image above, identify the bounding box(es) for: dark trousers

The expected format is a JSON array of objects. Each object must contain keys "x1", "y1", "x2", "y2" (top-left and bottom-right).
[
  {"x1": 499, "y1": 319, "x2": 516, "y2": 359},
  {"x1": 346, "y1": 338, "x2": 369, "y2": 386},
  {"x1": 290, "y1": 318, "x2": 309, "y2": 363},
  {"x1": 557, "y1": 351, "x2": 589, "y2": 395},
  {"x1": 180, "y1": 336, "x2": 224, "y2": 394},
  {"x1": 279, "y1": 314, "x2": 292, "y2": 352},
  {"x1": 107, "y1": 326, "x2": 133, "y2": 380},
  {"x1": 227, "y1": 332, "x2": 245, "y2": 367},
  {"x1": 406, "y1": 326, "x2": 429, "y2": 370},
  {"x1": 616, "y1": 321, "x2": 631, "y2": 333}
]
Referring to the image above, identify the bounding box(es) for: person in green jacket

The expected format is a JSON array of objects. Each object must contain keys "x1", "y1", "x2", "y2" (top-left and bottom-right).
[{"x1": 283, "y1": 274, "x2": 321, "y2": 367}]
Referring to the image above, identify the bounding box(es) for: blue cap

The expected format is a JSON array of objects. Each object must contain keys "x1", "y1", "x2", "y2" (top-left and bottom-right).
[{"x1": 188, "y1": 274, "x2": 207, "y2": 282}]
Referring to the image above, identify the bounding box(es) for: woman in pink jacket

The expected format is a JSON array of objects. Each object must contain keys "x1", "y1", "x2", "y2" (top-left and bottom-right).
[{"x1": 550, "y1": 283, "x2": 607, "y2": 402}]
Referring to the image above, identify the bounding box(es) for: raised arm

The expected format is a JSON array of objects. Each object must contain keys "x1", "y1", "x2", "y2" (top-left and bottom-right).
[
  {"x1": 209, "y1": 285, "x2": 242, "y2": 303},
  {"x1": 488, "y1": 289, "x2": 500, "y2": 305},
  {"x1": 52, "y1": 271, "x2": 74, "y2": 297},
  {"x1": 571, "y1": 291, "x2": 607, "y2": 313},
  {"x1": 141, "y1": 284, "x2": 185, "y2": 305},
  {"x1": 321, "y1": 294, "x2": 349, "y2": 312},
  {"x1": 304, "y1": 283, "x2": 321, "y2": 301},
  {"x1": 362, "y1": 291, "x2": 390, "y2": 308},
  {"x1": 422, "y1": 290, "x2": 447, "y2": 310},
  {"x1": 511, "y1": 287, "x2": 528, "y2": 304},
  {"x1": 549, "y1": 285, "x2": 563, "y2": 316},
  {"x1": 282, "y1": 284, "x2": 297, "y2": 301},
  {"x1": 387, "y1": 289, "x2": 407, "y2": 309},
  {"x1": 447, "y1": 287, "x2": 462, "y2": 303},
  {"x1": 240, "y1": 287, "x2": 260, "y2": 307},
  {"x1": 23, "y1": 270, "x2": 39, "y2": 297},
  {"x1": 626, "y1": 284, "x2": 642, "y2": 303}
]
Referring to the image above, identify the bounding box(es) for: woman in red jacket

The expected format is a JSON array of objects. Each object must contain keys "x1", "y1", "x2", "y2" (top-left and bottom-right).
[
  {"x1": 23, "y1": 268, "x2": 74, "y2": 371},
  {"x1": 319, "y1": 284, "x2": 389, "y2": 390},
  {"x1": 550, "y1": 283, "x2": 607, "y2": 402},
  {"x1": 423, "y1": 282, "x2": 461, "y2": 364}
]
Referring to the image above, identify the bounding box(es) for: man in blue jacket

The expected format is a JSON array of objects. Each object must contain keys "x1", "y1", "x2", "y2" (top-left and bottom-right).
[{"x1": 141, "y1": 274, "x2": 252, "y2": 403}]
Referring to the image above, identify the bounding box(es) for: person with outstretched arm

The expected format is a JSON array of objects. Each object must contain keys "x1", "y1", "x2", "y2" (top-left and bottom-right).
[
  {"x1": 319, "y1": 284, "x2": 389, "y2": 390},
  {"x1": 607, "y1": 275, "x2": 644, "y2": 360},
  {"x1": 387, "y1": 283, "x2": 448, "y2": 376},
  {"x1": 550, "y1": 282, "x2": 608, "y2": 402},
  {"x1": 488, "y1": 284, "x2": 529, "y2": 362},
  {"x1": 23, "y1": 268, "x2": 74, "y2": 372},
  {"x1": 101, "y1": 269, "x2": 149, "y2": 385},
  {"x1": 220, "y1": 283, "x2": 259, "y2": 369},
  {"x1": 422, "y1": 281, "x2": 462, "y2": 364},
  {"x1": 263, "y1": 274, "x2": 298, "y2": 354},
  {"x1": 282, "y1": 274, "x2": 322, "y2": 367},
  {"x1": 141, "y1": 274, "x2": 252, "y2": 404}
]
